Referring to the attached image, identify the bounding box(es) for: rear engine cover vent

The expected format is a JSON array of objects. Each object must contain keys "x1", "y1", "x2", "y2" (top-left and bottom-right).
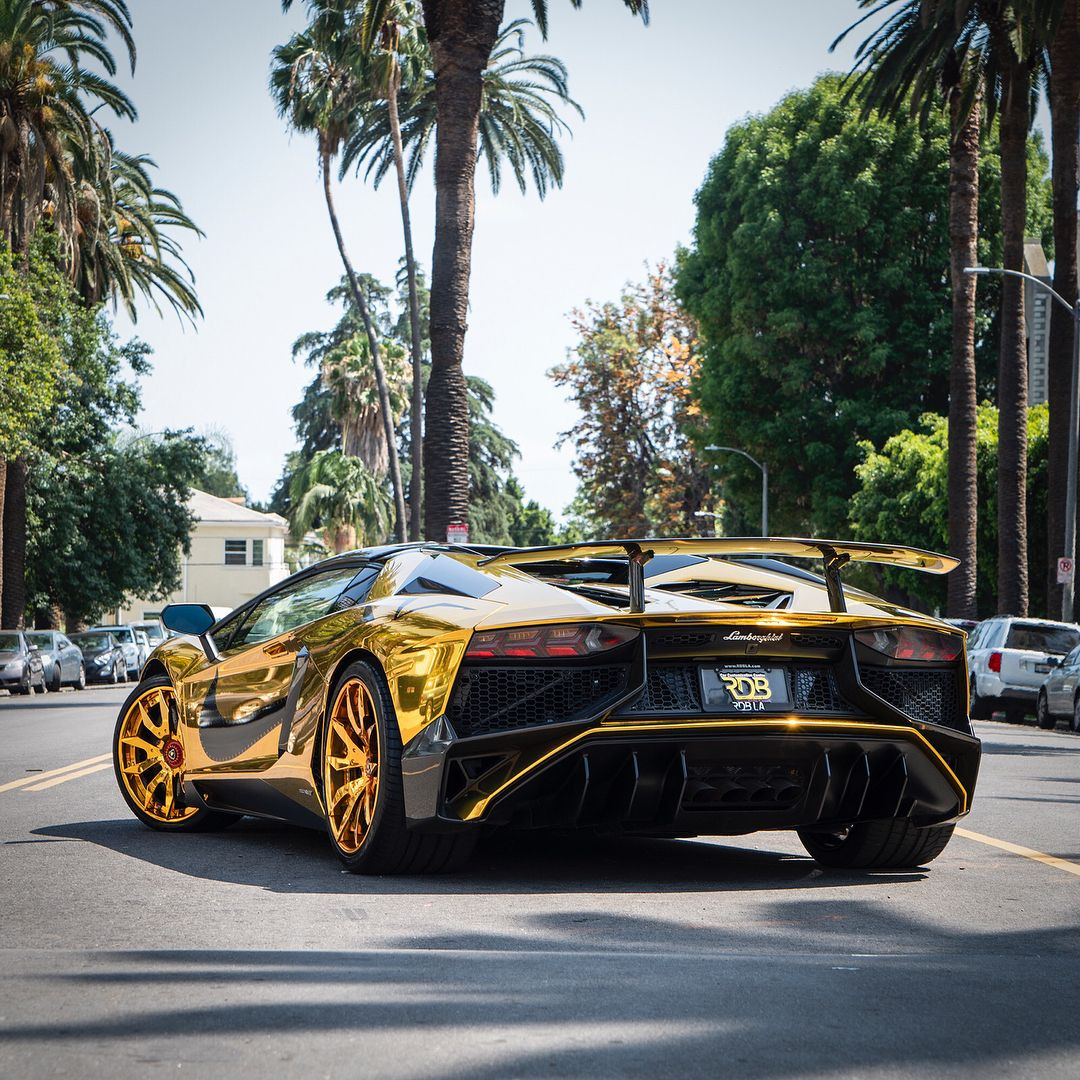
[
  {"x1": 650, "y1": 631, "x2": 714, "y2": 650},
  {"x1": 791, "y1": 632, "x2": 845, "y2": 651}
]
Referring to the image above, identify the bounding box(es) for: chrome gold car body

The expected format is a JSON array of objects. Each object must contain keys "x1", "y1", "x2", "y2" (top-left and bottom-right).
[
  {"x1": 324, "y1": 677, "x2": 380, "y2": 854},
  {"x1": 116, "y1": 685, "x2": 197, "y2": 823}
]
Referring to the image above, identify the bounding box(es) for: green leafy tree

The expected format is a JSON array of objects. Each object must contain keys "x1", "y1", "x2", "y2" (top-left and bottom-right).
[
  {"x1": 190, "y1": 427, "x2": 249, "y2": 501},
  {"x1": 676, "y1": 75, "x2": 1050, "y2": 541},
  {"x1": 27, "y1": 434, "x2": 203, "y2": 628},
  {"x1": 551, "y1": 264, "x2": 708, "y2": 538},
  {"x1": 0, "y1": 244, "x2": 66, "y2": 620},
  {"x1": 20, "y1": 289, "x2": 204, "y2": 627},
  {"x1": 850, "y1": 404, "x2": 1049, "y2": 616}
]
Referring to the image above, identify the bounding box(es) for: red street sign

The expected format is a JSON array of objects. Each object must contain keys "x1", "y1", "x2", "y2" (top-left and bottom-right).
[
  {"x1": 446, "y1": 522, "x2": 469, "y2": 545},
  {"x1": 1058, "y1": 557, "x2": 1074, "y2": 584}
]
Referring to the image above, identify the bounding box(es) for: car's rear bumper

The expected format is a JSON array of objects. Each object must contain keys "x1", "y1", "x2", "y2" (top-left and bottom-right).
[{"x1": 401, "y1": 716, "x2": 981, "y2": 836}]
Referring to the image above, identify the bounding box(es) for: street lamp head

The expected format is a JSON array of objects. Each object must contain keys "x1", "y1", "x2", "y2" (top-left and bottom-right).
[{"x1": 963, "y1": 266, "x2": 988, "y2": 275}]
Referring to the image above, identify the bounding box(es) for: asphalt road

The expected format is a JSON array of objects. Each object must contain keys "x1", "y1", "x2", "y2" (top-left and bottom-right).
[{"x1": 1, "y1": 685, "x2": 1078, "y2": 1080}]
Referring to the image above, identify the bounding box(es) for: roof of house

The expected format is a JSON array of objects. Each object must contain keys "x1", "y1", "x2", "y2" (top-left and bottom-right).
[{"x1": 189, "y1": 488, "x2": 288, "y2": 529}]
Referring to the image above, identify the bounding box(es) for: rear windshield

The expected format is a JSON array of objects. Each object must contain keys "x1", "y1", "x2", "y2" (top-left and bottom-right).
[
  {"x1": 72, "y1": 633, "x2": 112, "y2": 650},
  {"x1": 0, "y1": 632, "x2": 22, "y2": 652},
  {"x1": 1005, "y1": 623, "x2": 1080, "y2": 654}
]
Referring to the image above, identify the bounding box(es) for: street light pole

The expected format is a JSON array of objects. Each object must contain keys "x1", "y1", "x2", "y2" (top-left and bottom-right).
[
  {"x1": 965, "y1": 267, "x2": 1079, "y2": 621},
  {"x1": 704, "y1": 445, "x2": 769, "y2": 536}
]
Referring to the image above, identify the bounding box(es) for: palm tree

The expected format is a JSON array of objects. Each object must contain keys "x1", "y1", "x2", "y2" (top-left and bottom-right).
[
  {"x1": 836, "y1": 0, "x2": 1052, "y2": 617},
  {"x1": 289, "y1": 448, "x2": 390, "y2": 552},
  {"x1": 0, "y1": 0, "x2": 135, "y2": 255},
  {"x1": 322, "y1": 333, "x2": 409, "y2": 473},
  {"x1": 411, "y1": 0, "x2": 646, "y2": 542},
  {"x1": 1047, "y1": 0, "x2": 1080, "y2": 617},
  {"x1": 71, "y1": 134, "x2": 203, "y2": 322},
  {"x1": 342, "y1": 11, "x2": 582, "y2": 539},
  {"x1": 271, "y1": 12, "x2": 408, "y2": 542}
]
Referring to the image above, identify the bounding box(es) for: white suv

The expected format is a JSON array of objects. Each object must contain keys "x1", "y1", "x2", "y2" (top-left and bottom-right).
[{"x1": 967, "y1": 616, "x2": 1080, "y2": 722}]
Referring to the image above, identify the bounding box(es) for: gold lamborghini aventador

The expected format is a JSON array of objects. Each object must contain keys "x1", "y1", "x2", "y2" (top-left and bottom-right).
[{"x1": 112, "y1": 538, "x2": 980, "y2": 874}]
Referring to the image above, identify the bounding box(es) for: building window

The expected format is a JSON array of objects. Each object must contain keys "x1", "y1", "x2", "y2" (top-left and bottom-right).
[
  {"x1": 252, "y1": 539, "x2": 264, "y2": 567},
  {"x1": 225, "y1": 539, "x2": 246, "y2": 566}
]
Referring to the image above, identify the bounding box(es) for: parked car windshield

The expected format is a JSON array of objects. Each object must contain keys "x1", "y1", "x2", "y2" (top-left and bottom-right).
[
  {"x1": 0, "y1": 632, "x2": 22, "y2": 652},
  {"x1": 25, "y1": 632, "x2": 54, "y2": 649},
  {"x1": 72, "y1": 632, "x2": 112, "y2": 651},
  {"x1": 1004, "y1": 623, "x2": 1080, "y2": 655}
]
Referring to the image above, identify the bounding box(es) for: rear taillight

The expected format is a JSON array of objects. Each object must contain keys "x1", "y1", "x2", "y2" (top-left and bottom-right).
[
  {"x1": 465, "y1": 624, "x2": 639, "y2": 659},
  {"x1": 856, "y1": 627, "x2": 962, "y2": 662},
  {"x1": 988, "y1": 651, "x2": 1002, "y2": 673}
]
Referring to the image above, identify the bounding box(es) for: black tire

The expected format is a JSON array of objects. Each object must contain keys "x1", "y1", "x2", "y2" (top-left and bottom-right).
[
  {"x1": 1036, "y1": 691, "x2": 1056, "y2": 730},
  {"x1": 49, "y1": 664, "x2": 62, "y2": 694},
  {"x1": 969, "y1": 679, "x2": 992, "y2": 720},
  {"x1": 112, "y1": 675, "x2": 237, "y2": 832},
  {"x1": 1072, "y1": 695, "x2": 1080, "y2": 735},
  {"x1": 17, "y1": 668, "x2": 31, "y2": 695},
  {"x1": 74, "y1": 663, "x2": 86, "y2": 691},
  {"x1": 798, "y1": 819, "x2": 955, "y2": 869},
  {"x1": 320, "y1": 659, "x2": 476, "y2": 875}
]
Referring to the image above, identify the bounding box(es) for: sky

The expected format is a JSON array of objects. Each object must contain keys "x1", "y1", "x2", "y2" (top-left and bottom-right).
[{"x1": 111, "y1": 0, "x2": 874, "y2": 516}]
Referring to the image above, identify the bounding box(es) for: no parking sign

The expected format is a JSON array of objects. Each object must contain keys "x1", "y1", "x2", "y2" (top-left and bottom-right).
[{"x1": 1058, "y1": 557, "x2": 1075, "y2": 584}]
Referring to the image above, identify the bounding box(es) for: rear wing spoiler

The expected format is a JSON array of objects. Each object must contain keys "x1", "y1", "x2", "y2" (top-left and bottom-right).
[{"x1": 477, "y1": 537, "x2": 958, "y2": 614}]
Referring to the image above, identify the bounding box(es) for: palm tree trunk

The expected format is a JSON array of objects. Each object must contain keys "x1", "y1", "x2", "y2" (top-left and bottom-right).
[
  {"x1": 1048, "y1": 0, "x2": 1080, "y2": 619},
  {"x1": 996, "y1": 59, "x2": 1031, "y2": 616},
  {"x1": 387, "y1": 63, "x2": 426, "y2": 542},
  {"x1": 946, "y1": 84, "x2": 981, "y2": 620},
  {"x1": 320, "y1": 144, "x2": 406, "y2": 543},
  {"x1": 421, "y1": 0, "x2": 504, "y2": 541},
  {"x1": 1, "y1": 456, "x2": 27, "y2": 628}
]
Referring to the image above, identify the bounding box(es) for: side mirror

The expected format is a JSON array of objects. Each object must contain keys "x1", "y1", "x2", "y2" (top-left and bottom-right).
[{"x1": 161, "y1": 604, "x2": 220, "y2": 662}]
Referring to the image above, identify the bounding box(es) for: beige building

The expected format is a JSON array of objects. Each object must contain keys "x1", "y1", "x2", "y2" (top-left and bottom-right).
[{"x1": 112, "y1": 489, "x2": 290, "y2": 624}]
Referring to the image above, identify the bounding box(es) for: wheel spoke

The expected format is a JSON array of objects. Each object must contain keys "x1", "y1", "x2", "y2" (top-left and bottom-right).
[
  {"x1": 123, "y1": 756, "x2": 161, "y2": 778},
  {"x1": 122, "y1": 735, "x2": 162, "y2": 758},
  {"x1": 140, "y1": 698, "x2": 168, "y2": 739}
]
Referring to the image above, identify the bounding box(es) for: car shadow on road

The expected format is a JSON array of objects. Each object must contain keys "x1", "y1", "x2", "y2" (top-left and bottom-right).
[{"x1": 30, "y1": 817, "x2": 927, "y2": 895}]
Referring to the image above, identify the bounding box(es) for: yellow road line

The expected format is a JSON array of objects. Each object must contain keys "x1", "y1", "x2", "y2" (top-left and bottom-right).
[
  {"x1": 0, "y1": 753, "x2": 111, "y2": 794},
  {"x1": 956, "y1": 827, "x2": 1080, "y2": 879},
  {"x1": 23, "y1": 761, "x2": 113, "y2": 791}
]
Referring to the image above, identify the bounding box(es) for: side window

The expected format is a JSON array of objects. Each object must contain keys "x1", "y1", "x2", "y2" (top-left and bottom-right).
[
  {"x1": 225, "y1": 539, "x2": 246, "y2": 566},
  {"x1": 58, "y1": 636, "x2": 70, "y2": 649},
  {"x1": 228, "y1": 566, "x2": 360, "y2": 651},
  {"x1": 332, "y1": 565, "x2": 381, "y2": 610},
  {"x1": 968, "y1": 623, "x2": 985, "y2": 650},
  {"x1": 252, "y1": 539, "x2": 264, "y2": 567}
]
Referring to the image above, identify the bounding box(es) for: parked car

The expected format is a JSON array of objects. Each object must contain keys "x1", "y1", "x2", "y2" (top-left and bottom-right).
[
  {"x1": 24, "y1": 630, "x2": 85, "y2": 692},
  {"x1": 1036, "y1": 645, "x2": 1080, "y2": 732},
  {"x1": 69, "y1": 631, "x2": 128, "y2": 685},
  {"x1": 0, "y1": 631, "x2": 47, "y2": 695},
  {"x1": 967, "y1": 616, "x2": 1080, "y2": 722},
  {"x1": 132, "y1": 620, "x2": 167, "y2": 648},
  {"x1": 134, "y1": 630, "x2": 151, "y2": 668},
  {"x1": 90, "y1": 624, "x2": 141, "y2": 678}
]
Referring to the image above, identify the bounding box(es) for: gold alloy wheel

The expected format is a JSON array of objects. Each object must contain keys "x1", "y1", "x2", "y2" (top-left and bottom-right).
[
  {"x1": 116, "y1": 685, "x2": 197, "y2": 823},
  {"x1": 324, "y1": 677, "x2": 380, "y2": 854}
]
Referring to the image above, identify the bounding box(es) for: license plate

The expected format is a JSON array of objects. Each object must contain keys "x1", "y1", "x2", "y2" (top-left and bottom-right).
[
  {"x1": 1034, "y1": 664, "x2": 1052, "y2": 674},
  {"x1": 701, "y1": 666, "x2": 789, "y2": 713}
]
